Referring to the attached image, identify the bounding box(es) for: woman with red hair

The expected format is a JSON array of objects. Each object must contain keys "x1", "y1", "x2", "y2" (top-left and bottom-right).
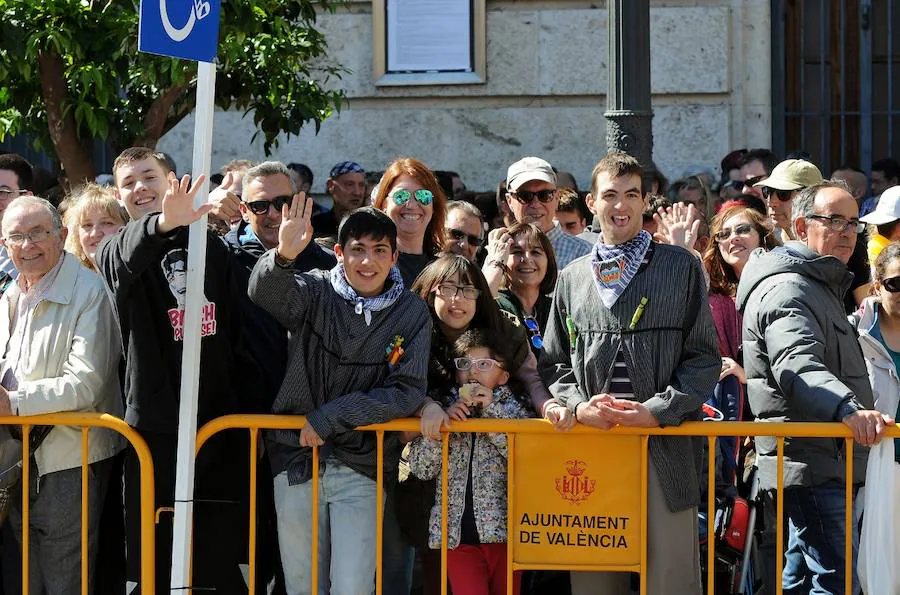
[{"x1": 373, "y1": 157, "x2": 448, "y2": 285}]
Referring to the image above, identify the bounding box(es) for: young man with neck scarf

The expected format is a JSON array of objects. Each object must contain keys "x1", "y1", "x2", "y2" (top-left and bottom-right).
[
  {"x1": 249, "y1": 204, "x2": 431, "y2": 594},
  {"x1": 540, "y1": 152, "x2": 720, "y2": 595}
]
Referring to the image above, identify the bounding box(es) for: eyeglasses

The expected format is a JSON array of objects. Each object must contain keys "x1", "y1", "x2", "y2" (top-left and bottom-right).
[
  {"x1": 4, "y1": 228, "x2": 54, "y2": 246},
  {"x1": 742, "y1": 175, "x2": 766, "y2": 188},
  {"x1": 392, "y1": 189, "x2": 433, "y2": 207},
  {"x1": 881, "y1": 276, "x2": 900, "y2": 293},
  {"x1": 714, "y1": 223, "x2": 755, "y2": 243},
  {"x1": 761, "y1": 186, "x2": 793, "y2": 202},
  {"x1": 510, "y1": 189, "x2": 557, "y2": 204},
  {"x1": 0, "y1": 188, "x2": 23, "y2": 201},
  {"x1": 524, "y1": 316, "x2": 544, "y2": 350},
  {"x1": 244, "y1": 195, "x2": 292, "y2": 215},
  {"x1": 447, "y1": 228, "x2": 482, "y2": 248},
  {"x1": 721, "y1": 180, "x2": 744, "y2": 192},
  {"x1": 454, "y1": 357, "x2": 504, "y2": 372},
  {"x1": 805, "y1": 215, "x2": 865, "y2": 234},
  {"x1": 436, "y1": 283, "x2": 480, "y2": 300}
]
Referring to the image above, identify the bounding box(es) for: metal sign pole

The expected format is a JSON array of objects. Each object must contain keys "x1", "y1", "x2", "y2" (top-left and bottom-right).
[{"x1": 170, "y1": 60, "x2": 216, "y2": 592}]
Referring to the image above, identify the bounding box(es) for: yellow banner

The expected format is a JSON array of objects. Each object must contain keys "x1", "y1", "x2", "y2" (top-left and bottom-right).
[{"x1": 512, "y1": 434, "x2": 642, "y2": 567}]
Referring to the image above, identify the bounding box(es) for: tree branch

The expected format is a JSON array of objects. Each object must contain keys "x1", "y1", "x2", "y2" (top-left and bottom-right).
[
  {"x1": 37, "y1": 49, "x2": 95, "y2": 184},
  {"x1": 135, "y1": 84, "x2": 187, "y2": 148}
]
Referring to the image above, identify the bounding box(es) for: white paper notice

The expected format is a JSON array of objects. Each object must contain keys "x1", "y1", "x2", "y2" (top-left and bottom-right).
[{"x1": 386, "y1": 0, "x2": 471, "y2": 72}]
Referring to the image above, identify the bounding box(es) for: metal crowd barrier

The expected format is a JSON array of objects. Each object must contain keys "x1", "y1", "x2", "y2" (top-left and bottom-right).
[
  {"x1": 0, "y1": 412, "x2": 156, "y2": 595},
  {"x1": 196, "y1": 415, "x2": 900, "y2": 595}
]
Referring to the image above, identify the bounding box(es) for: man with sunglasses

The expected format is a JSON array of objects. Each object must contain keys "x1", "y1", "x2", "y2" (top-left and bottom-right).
[
  {"x1": 737, "y1": 180, "x2": 891, "y2": 595},
  {"x1": 737, "y1": 148, "x2": 778, "y2": 201},
  {"x1": 444, "y1": 200, "x2": 484, "y2": 263},
  {"x1": 503, "y1": 156, "x2": 591, "y2": 269},
  {"x1": 753, "y1": 158, "x2": 823, "y2": 241}
]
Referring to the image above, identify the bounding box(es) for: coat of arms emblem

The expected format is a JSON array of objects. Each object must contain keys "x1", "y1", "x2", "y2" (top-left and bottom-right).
[{"x1": 555, "y1": 459, "x2": 596, "y2": 505}]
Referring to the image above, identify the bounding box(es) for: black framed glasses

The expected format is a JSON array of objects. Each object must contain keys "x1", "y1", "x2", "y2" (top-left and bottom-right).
[
  {"x1": 245, "y1": 195, "x2": 292, "y2": 215},
  {"x1": 510, "y1": 189, "x2": 557, "y2": 204},
  {"x1": 881, "y1": 276, "x2": 900, "y2": 293},
  {"x1": 805, "y1": 215, "x2": 865, "y2": 234},
  {"x1": 447, "y1": 228, "x2": 482, "y2": 248},
  {"x1": 392, "y1": 188, "x2": 433, "y2": 206},
  {"x1": 714, "y1": 223, "x2": 755, "y2": 243},
  {"x1": 742, "y1": 175, "x2": 766, "y2": 189},
  {"x1": 761, "y1": 186, "x2": 793, "y2": 202},
  {"x1": 454, "y1": 357, "x2": 503, "y2": 372},
  {"x1": 524, "y1": 315, "x2": 544, "y2": 350},
  {"x1": 436, "y1": 283, "x2": 480, "y2": 300}
]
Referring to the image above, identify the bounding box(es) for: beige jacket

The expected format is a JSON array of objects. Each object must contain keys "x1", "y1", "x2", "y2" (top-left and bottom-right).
[{"x1": 0, "y1": 253, "x2": 123, "y2": 475}]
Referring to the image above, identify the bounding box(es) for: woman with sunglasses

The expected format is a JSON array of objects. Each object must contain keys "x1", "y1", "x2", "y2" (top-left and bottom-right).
[
  {"x1": 494, "y1": 223, "x2": 558, "y2": 357},
  {"x1": 854, "y1": 243, "x2": 900, "y2": 594},
  {"x1": 703, "y1": 204, "x2": 780, "y2": 386},
  {"x1": 373, "y1": 157, "x2": 447, "y2": 286}
]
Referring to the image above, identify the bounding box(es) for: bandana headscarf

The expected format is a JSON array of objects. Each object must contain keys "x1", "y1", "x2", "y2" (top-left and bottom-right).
[
  {"x1": 329, "y1": 264, "x2": 405, "y2": 325},
  {"x1": 591, "y1": 230, "x2": 652, "y2": 308}
]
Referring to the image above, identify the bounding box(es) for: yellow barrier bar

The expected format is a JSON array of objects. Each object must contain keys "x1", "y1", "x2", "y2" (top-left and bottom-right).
[
  {"x1": 776, "y1": 437, "x2": 784, "y2": 595},
  {"x1": 0, "y1": 413, "x2": 156, "y2": 594},
  {"x1": 640, "y1": 435, "x2": 648, "y2": 595},
  {"x1": 81, "y1": 428, "x2": 89, "y2": 595},
  {"x1": 248, "y1": 427, "x2": 259, "y2": 595},
  {"x1": 22, "y1": 424, "x2": 30, "y2": 595},
  {"x1": 440, "y1": 433, "x2": 449, "y2": 595},
  {"x1": 706, "y1": 435, "x2": 716, "y2": 595},
  {"x1": 844, "y1": 438, "x2": 853, "y2": 595},
  {"x1": 376, "y1": 430, "x2": 384, "y2": 595},
  {"x1": 196, "y1": 416, "x2": 900, "y2": 442},
  {"x1": 311, "y1": 442, "x2": 319, "y2": 595},
  {"x1": 506, "y1": 432, "x2": 515, "y2": 595}
]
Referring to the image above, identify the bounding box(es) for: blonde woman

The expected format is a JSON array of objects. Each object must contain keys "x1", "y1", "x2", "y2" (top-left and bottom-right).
[{"x1": 63, "y1": 184, "x2": 129, "y2": 270}]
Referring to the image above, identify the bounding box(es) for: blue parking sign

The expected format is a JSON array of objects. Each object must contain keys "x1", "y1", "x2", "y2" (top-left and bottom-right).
[{"x1": 139, "y1": 0, "x2": 221, "y2": 63}]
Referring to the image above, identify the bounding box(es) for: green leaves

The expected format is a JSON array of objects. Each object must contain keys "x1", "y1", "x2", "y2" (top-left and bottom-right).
[{"x1": 1, "y1": 0, "x2": 347, "y2": 166}]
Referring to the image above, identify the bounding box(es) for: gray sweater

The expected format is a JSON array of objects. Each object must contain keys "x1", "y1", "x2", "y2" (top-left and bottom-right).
[
  {"x1": 540, "y1": 244, "x2": 720, "y2": 512},
  {"x1": 249, "y1": 251, "x2": 432, "y2": 484},
  {"x1": 736, "y1": 242, "x2": 872, "y2": 490}
]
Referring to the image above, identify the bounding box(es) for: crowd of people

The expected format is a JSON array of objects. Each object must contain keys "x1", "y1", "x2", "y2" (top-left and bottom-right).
[{"x1": 0, "y1": 144, "x2": 897, "y2": 595}]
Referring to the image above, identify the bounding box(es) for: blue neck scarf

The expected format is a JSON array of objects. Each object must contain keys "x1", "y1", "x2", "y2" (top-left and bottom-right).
[
  {"x1": 329, "y1": 264, "x2": 405, "y2": 325},
  {"x1": 591, "y1": 230, "x2": 652, "y2": 309}
]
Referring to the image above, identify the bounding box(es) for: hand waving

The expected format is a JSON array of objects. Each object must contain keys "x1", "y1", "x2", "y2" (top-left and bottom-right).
[
  {"x1": 653, "y1": 202, "x2": 701, "y2": 253},
  {"x1": 277, "y1": 193, "x2": 313, "y2": 261},
  {"x1": 157, "y1": 172, "x2": 211, "y2": 234}
]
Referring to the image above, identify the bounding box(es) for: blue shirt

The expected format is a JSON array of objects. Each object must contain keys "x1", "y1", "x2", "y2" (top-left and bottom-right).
[{"x1": 868, "y1": 310, "x2": 900, "y2": 463}]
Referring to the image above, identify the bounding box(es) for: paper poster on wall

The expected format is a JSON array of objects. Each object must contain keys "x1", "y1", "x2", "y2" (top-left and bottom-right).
[{"x1": 386, "y1": 0, "x2": 472, "y2": 73}]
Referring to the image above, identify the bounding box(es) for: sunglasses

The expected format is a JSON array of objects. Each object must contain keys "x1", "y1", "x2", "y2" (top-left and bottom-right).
[
  {"x1": 245, "y1": 195, "x2": 293, "y2": 215},
  {"x1": 714, "y1": 223, "x2": 755, "y2": 243},
  {"x1": 881, "y1": 276, "x2": 900, "y2": 293},
  {"x1": 510, "y1": 189, "x2": 557, "y2": 204},
  {"x1": 742, "y1": 175, "x2": 766, "y2": 188},
  {"x1": 392, "y1": 188, "x2": 433, "y2": 206},
  {"x1": 524, "y1": 316, "x2": 544, "y2": 350},
  {"x1": 762, "y1": 186, "x2": 793, "y2": 202},
  {"x1": 454, "y1": 357, "x2": 504, "y2": 372},
  {"x1": 447, "y1": 228, "x2": 482, "y2": 248}
]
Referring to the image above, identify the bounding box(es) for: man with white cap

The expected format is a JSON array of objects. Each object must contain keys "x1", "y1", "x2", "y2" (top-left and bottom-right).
[
  {"x1": 755, "y1": 158, "x2": 824, "y2": 240},
  {"x1": 497, "y1": 156, "x2": 591, "y2": 270},
  {"x1": 860, "y1": 185, "x2": 900, "y2": 266}
]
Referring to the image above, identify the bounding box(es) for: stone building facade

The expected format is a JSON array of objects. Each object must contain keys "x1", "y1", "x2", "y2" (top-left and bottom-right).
[{"x1": 158, "y1": 0, "x2": 773, "y2": 192}]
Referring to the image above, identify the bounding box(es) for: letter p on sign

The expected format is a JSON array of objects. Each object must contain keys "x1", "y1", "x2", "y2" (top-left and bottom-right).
[{"x1": 138, "y1": 0, "x2": 221, "y2": 63}]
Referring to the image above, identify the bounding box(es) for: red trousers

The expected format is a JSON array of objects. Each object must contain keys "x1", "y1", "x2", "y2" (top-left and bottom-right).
[{"x1": 447, "y1": 543, "x2": 521, "y2": 595}]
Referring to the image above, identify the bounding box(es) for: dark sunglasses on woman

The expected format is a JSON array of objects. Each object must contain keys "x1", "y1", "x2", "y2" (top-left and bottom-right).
[{"x1": 881, "y1": 276, "x2": 900, "y2": 293}]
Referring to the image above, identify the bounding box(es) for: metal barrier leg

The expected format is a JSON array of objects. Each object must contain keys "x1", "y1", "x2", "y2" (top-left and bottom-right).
[
  {"x1": 844, "y1": 439, "x2": 854, "y2": 595},
  {"x1": 81, "y1": 428, "x2": 89, "y2": 595},
  {"x1": 22, "y1": 424, "x2": 30, "y2": 595},
  {"x1": 248, "y1": 428, "x2": 258, "y2": 594},
  {"x1": 776, "y1": 438, "x2": 784, "y2": 595},
  {"x1": 440, "y1": 434, "x2": 449, "y2": 595},
  {"x1": 706, "y1": 436, "x2": 716, "y2": 595},
  {"x1": 640, "y1": 436, "x2": 648, "y2": 595},
  {"x1": 311, "y1": 444, "x2": 319, "y2": 595},
  {"x1": 376, "y1": 431, "x2": 384, "y2": 595},
  {"x1": 507, "y1": 433, "x2": 515, "y2": 595}
]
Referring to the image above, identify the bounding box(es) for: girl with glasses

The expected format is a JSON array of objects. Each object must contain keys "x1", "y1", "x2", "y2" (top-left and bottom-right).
[
  {"x1": 494, "y1": 223, "x2": 558, "y2": 357},
  {"x1": 409, "y1": 329, "x2": 528, "y2": 595},
  {"x1": 854, "y1": 242, "x2": 900, "y2": 594},
  {"x1": 372, "y1": 157, "x2": 447, "y2": 286}
]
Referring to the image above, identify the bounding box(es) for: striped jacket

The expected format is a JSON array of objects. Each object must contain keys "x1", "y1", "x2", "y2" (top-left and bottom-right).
[
  {"x1": 540, "y1": 243, "x2": 720, "y2": 512},
  {"x1": 249, "y1": 251, "x2": 432, "y2": 484}
]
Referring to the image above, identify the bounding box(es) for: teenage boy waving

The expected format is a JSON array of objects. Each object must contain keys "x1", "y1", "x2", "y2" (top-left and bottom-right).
[{"x1": 249, "y1": 201, "x2": 431, "y2": 595}]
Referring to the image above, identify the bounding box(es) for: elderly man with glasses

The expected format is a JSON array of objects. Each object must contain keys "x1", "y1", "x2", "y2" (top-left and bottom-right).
[
  {"x1": 0, "y1": 196, "x2": 123, "y2": 593},
  {"x1": 737, "y1": 180, "x2": 891, "y2": 595}
]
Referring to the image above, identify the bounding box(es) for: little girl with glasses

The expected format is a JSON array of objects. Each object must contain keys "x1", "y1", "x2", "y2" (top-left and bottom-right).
[{"x1": 408, "y1": 329, "x2": 529, "y2": 595}]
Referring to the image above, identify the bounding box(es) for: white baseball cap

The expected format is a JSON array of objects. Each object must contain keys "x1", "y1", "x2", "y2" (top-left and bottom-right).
[{"x1": 860, "y1": 186, "x2": 900, "y2": 225}]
